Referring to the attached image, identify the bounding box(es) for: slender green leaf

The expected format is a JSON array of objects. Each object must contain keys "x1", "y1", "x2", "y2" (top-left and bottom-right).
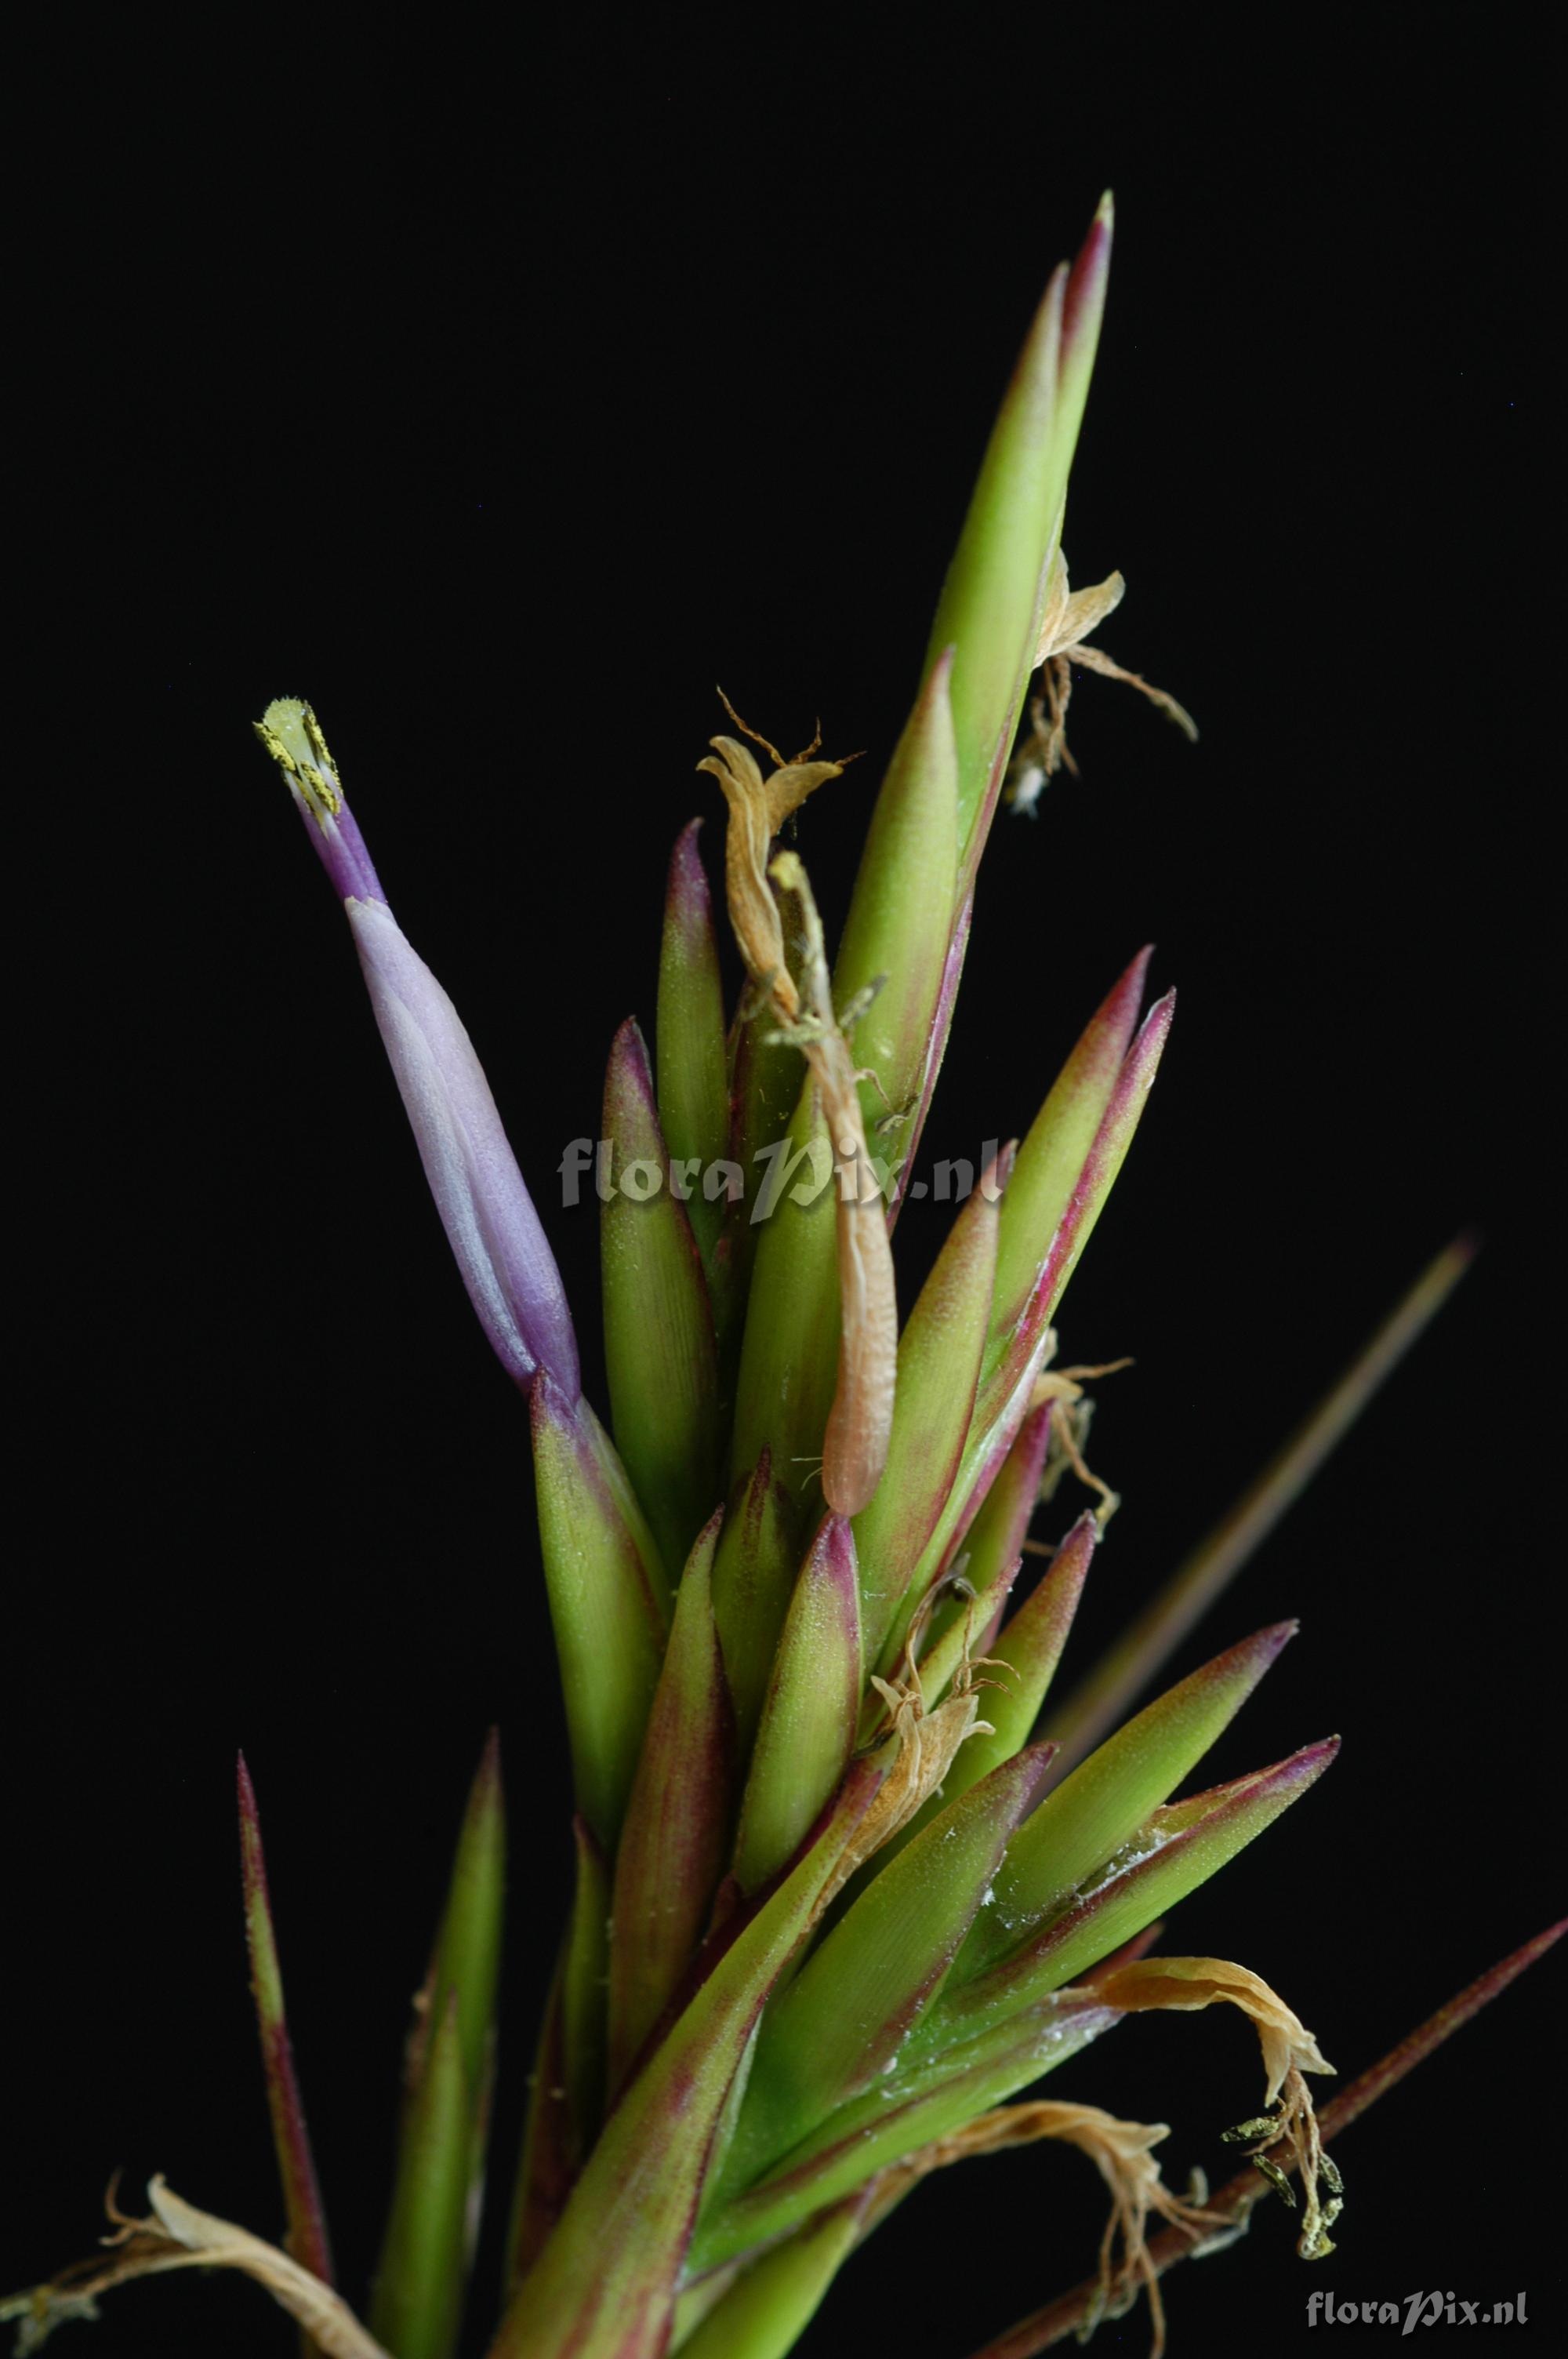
[
  {"x1": 504, "y1": 1817, "x2": 609, "y2": 2289},
  {"x1": 370, "y1": 1737, "x2": 505, "y2": 2353},
  {"x1": 368, "y1": 1992, "x2": 470, "y2": 2359},
  {"x1": 420, "y1": 1730, "x2": 505, "y2": 2139}
]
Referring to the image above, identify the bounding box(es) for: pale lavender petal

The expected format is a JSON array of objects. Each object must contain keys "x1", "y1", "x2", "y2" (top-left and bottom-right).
[{"x1": 347, "y1": 895, "x2": 579, "y2": 1398}]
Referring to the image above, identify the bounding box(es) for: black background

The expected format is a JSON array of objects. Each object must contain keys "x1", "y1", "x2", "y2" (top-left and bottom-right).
[{"x1": 12, "y1": 14, "x2": 1559, "y2": 2357}]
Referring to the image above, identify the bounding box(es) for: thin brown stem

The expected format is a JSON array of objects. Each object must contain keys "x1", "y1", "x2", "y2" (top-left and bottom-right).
[
  {"x1": 961, "y1": 1917, "x2": 1564, "y2": 2359},
  {"x1": 1043, "y1": 1236, "x2": 1475, "y2": 1776}
]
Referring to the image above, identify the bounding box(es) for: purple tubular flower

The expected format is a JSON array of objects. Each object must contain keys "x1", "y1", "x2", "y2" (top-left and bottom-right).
[{"x1": 256, "y1": 700, "x2": 579, "y2": 1399}]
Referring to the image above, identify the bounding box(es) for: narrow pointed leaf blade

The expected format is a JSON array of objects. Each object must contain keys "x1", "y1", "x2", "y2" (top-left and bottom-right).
[
  {"x1": 531, "y1": 1372, "x2": 669, "y2": 1846},
  {"x1": 368, "y1": 1991, "x2": 470, "y2": 2359},
  {"x1": 734, "y1": 1513, "x2": 862, "y2": 1893},
  {"x1": 490, "y1": 1765, "x2": 882, "y2": 2359},
  {"x1": 607, "y1": 1513, "x2": 733, "y2": 2093},
  {"x1": 419, "y1": 1729, "x2": 505, "y2": 2126},
  {"x1": 656, "y1": 819, "x2": 729, "y2": 1270},
  {"x1": 504, "y1": 1817, "x2": 608, "y2": 2288},
  {"x1": 956, "y1": 1620, "x2": 1298, "y2": 1979},
  {"x1": 237, "y1": 1755, "x2": 334, "y2": 2310},
  {"x1": 602, "y1": 1016, "x2": 720, "y2": 1574}
]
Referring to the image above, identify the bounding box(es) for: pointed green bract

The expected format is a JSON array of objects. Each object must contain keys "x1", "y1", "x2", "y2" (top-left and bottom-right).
[
  {"x1": 853, "y1": 1164, "x2": 1002, "y2": 1665},
  {"x1": 951, "y1": 1398, "x2": 1056, "y2": 1600},
  {"x1": 726, "y1": 1085, "x2": 842, "y2": 1524},
  {"x1": 927, "y1": 267, "x2": 1065, "y2": 860},
  {"x1": 505, "y1": 1817, "x2": 608, "y2": 2288},
  {"x1": 720, "y1": 1010, "x2": 802, "y2": 1311},
  {"x1": 833, "y1": 648, "x2": 960, "y2": 1152},
  {"x1": 531, "y1": 1372, "x2": 669, "y2": 1847},
  {"x1": 1057, "y1": 193, "x2": 1114, "y2": 469},
  {"x1": 976, "y1": 987, "x2": 1174, "y2": 1451},
  {"x1": 924, "y1": 199, "x2": 1112, "y2": 879},
  {"x1": 710, "y1": 1448, "x2": 804, "y2": 1753},
  {"x1": 940, "y1": 1510, "x2": 1098, "y2": 1808},
  {"x1": 909, "y1": 1555, "x2": 1021, "y2": 1720},
  {"x1": 607, "y1": 1514, "x2": 733, "y2": 2095},
  {"x1": 728, "y1": 1747, "x2": 1055, "y2": 2180},
  {"x1": 876, "y1": 991, "x2": 1171, "y2": 1686},
  {"x1": 656, "y1": 819, "x2": 729, "y2": 1272},
  {"x1": 602, "y1": 1016, "x2": 720, "y2": 1575},
  {"x1": 370, "y1": 1736, "x2": 504, "y2": 2355},
  {"x1": 955, "y1": 1621, "x2": 1297, "y2": 1982},
  {"x1": 368, "y1": 1991, "x2": 470, "y2": 2359},
  {"x1": 236, "y1": 1754, "x2": 334, "y2": 2333},
  {"x1": 989, "y1": 948, "x2": 1151, "y2": 1353},
  {"x1": 492, "y1": 1765, "x2": 882, "y2": 2359},
  {"x1": 935, "y1": 1740, "x2": 1340, "y2": 2039},
  {"x1": 734, "y1": 1514, "x2": 862, "y2": 1892}
]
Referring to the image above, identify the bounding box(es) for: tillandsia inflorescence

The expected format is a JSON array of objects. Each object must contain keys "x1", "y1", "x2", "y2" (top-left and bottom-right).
[{"x1": 12, "y1": 194, "x2": 1562, "y2": 2359}]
